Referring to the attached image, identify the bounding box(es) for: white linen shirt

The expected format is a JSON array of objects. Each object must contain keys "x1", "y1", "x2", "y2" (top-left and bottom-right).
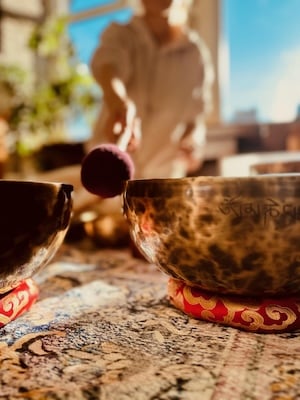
[{"x1": 89, "y1": 16, "x2": 214, "y2": 179}]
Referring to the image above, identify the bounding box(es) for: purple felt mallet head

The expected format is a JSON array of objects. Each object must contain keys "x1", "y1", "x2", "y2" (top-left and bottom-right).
[{"x1": 81, "y1": 143, "x2": 135, "y2": 198}]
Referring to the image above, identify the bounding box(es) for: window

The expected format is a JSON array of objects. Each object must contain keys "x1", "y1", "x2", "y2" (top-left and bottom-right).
[
  {"x1": 69, "y1": 0, "x2": 300, "y2": 129},
  {"x1": 68, "y1": 0, "x2": 132, "y2": 65},
  {"x1": 68, "y1": 1, "x2": 133, "y2": 140},
  {"x1": 223, "y1": 0, "x2": 300, "y2": 124}
]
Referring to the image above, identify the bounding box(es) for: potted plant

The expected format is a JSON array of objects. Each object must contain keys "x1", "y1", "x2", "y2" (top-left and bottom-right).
[{"x1": 3, "y1": 15, "x2": 99, "y2": 174}]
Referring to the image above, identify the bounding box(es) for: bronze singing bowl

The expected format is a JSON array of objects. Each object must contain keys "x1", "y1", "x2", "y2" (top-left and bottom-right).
[
  {"x1": 123, "y1": 174, "x2": 300, "y2": 297},
  {"x1": 0, "y1": 180, "x2": 73, "y2": 293}
]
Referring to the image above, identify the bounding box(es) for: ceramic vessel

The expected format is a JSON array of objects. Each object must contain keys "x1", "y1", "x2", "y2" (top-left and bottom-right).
[
  {"x1": 0, "y1": 180, "x2": 73, "y2": 293},
  {"x1": 123, "y1": 174, "x2": 300, "y2": 297}
]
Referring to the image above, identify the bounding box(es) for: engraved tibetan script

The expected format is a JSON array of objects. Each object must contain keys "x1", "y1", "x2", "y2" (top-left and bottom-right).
[{"x1": 219, "y1": 197, "x2": 300, "y2": 225}]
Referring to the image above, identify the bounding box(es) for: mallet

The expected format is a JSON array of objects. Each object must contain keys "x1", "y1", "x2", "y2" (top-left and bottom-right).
[{"x1": 80, "y1": 123, "x2": 135, "y2": 198}]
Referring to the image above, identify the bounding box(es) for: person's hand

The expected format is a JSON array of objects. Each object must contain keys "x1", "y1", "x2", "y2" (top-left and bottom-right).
[
  {"x1": 178, "y1": 140, "x2": 203, "y2": 174},
  {"x1": 178, "y1": 121, "x2": 206, "y2": 174},
  {"x1": 103, "y1": 90, "x2": 141, "y2": 153}
]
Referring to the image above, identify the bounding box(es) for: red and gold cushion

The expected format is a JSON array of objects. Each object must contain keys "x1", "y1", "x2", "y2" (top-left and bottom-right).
[
  {"x1": 168, "y1": 278, "x2": 300, "y2": 333},
  {"x1": 0, "y1": 279, "x2": 39, "y2": 327}
]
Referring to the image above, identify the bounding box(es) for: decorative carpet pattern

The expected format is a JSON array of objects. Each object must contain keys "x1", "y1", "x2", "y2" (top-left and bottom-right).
[{"x1": 0, "y1": 242, "x2": 299, "y2": 400}]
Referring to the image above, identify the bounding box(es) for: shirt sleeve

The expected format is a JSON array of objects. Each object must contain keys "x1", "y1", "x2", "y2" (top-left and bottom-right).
[
  {"x1": 90, "y1": 22, "x2": 132, "y2": 84},
  {"x1": 197, "y1": 36, "x2": 215, "y2": 115},
  {"x1": 182, "y1": 32, "x2": 215, "y2": 122}
]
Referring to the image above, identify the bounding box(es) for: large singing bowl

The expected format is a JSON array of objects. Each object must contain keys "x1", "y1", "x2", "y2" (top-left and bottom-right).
[
  {"x1": 123, "y1": 174, "x2": 300, "y2": 297},
  {"x1": 0, "y1": 180, "x2": 73, "y2": 293}
]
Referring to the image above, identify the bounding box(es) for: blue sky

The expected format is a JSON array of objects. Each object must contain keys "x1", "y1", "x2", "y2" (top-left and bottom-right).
[
  {"x1": 69, "y1": 0, "x2": 300, "y2": 123},
  {"x1": 223, "y1": 0, "x2": 300, "y2": 122},
  {"x1": 71, "y1": 0, "x2": 116, "y2": 12},
  {"x1": 69, "y1": 1, "x2": 132, "y2": 65}
]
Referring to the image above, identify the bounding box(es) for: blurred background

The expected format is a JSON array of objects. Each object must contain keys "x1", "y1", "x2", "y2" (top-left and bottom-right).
[{"x1": 0, "y1": 0, "x2": 300, "y2": 178}]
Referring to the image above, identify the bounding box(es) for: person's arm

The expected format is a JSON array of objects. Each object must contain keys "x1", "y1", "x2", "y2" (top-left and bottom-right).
[
  {"x1": 178, "y1": 36, "x2": 215, "y2": 175},
  {"x1": 92, "y1": 62, "x2": 129, "y2": 136},
  {"x1": 91, "y1": 62, "x2": 140, "y2": 151},
  {"x1": 89, "y1": 20, "x2": 141, "y2": 151}
]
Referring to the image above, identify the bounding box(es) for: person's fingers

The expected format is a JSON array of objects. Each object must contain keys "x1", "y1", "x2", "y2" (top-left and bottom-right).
[
  {"x1": 104, "y1": 99, "x2": 139, "y2": 149},
  {"x1": 127, "y1": 117, "x2": 141, "y2": 152}
]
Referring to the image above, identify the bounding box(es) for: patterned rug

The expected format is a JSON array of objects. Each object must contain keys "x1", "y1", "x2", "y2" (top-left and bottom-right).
[{"x1": 0, "y1": 241, "x2": 299, "y2": 400}]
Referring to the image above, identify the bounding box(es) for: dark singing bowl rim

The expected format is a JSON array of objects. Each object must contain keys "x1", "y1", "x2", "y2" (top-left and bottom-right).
[
  {"x1": 124, "y1": 173, "x2": 300, "y2": 197},
  {"x1": 0, "y1": 179, "x2": 73, "y2": 189}
]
